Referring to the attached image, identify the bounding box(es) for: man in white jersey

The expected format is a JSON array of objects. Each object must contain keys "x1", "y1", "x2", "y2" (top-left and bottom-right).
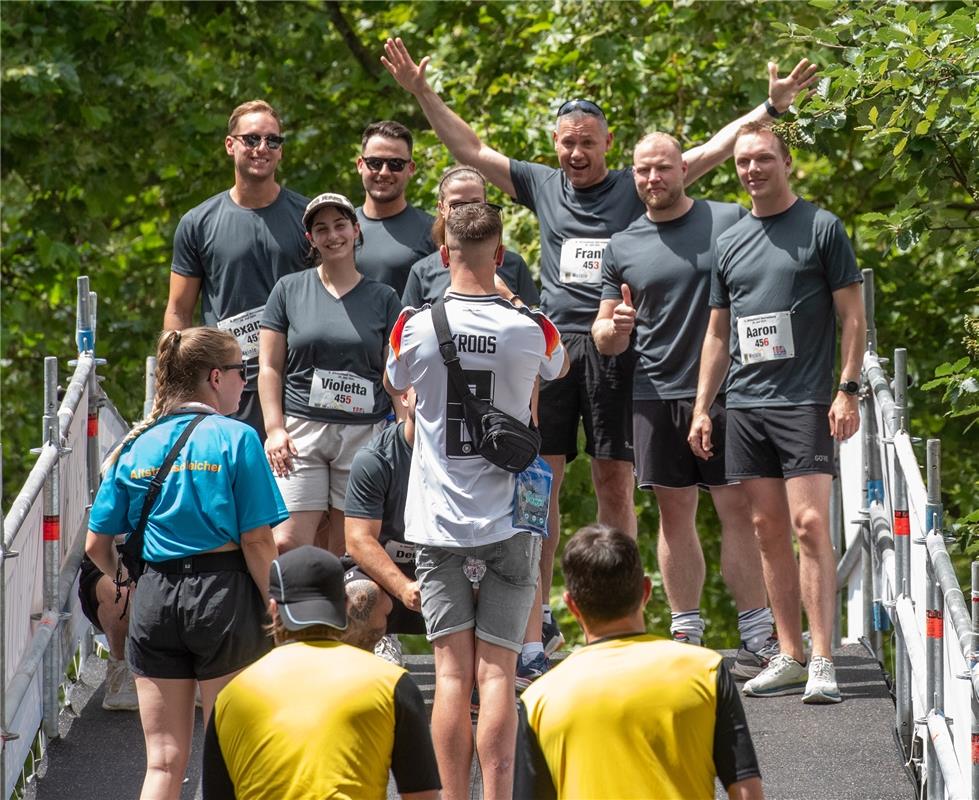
[
  {"x1": 386, "y1": 203, "x2": 568, "y2": 800},
  {"x1": 381, "y1": 38, "x2": 818, "y2": 655}
]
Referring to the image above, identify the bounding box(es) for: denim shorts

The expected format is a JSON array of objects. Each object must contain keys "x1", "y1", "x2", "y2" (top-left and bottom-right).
[{"x1": 415, "y1": 532, "x2": 542, "y2": 653}]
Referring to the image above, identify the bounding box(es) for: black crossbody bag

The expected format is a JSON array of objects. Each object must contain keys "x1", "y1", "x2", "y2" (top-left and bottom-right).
[
  {"x1": 431, "y1": 298, "x2": 541, "y2": 473},
  {"x1": 116, "y1": 413, "x2": 209, "y2": 588}
]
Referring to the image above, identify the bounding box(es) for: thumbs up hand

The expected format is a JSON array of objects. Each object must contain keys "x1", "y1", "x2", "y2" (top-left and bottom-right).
[{"x1": 612, "y1": 283, "x2": 636, "y2": 336}]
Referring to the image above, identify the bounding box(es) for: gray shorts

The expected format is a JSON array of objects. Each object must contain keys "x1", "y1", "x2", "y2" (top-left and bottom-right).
[{"x1": 415, "y1": 533, "x2": 542, "y2": 653}]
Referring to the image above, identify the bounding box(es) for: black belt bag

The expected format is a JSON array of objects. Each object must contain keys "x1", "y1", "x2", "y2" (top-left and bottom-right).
[
  {"x1": 431, "y1": 298, "x2": 541, "y2": 474},
  {"x1": 147, "y1": 549, "x2": 248, "y2": 575}
]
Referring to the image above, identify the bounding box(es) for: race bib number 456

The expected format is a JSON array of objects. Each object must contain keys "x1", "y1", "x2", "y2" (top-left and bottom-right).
[
  {"x1": 217, "y1": 306, "x2": 264, "y2": 361},
  {"x1": 309, "y1": 370, "x2": 374, "y2": 414},
  {"x1": 737, "y1": 311, "x2": 795, "y2": 365},
  {"x1": 559, "y1": 238, "x2": 608, "y2": 285}
]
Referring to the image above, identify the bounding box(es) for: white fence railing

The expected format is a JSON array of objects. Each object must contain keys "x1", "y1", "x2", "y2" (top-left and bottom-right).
[
  {"x1": 837, "y1": 268, "x2": 977, "y2": 800},
  {"x1": 1, "y1": 278, "x2": 128, "y2": 799}
]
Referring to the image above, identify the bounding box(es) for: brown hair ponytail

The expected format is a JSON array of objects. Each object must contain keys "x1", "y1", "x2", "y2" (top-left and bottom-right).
[{"x1": 103, "y1": 327, "x2": 238, "y2": 467}]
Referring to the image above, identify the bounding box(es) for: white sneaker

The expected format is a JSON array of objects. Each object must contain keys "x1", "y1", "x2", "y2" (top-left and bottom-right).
[
  {"x1": 374, "y1": 634, "x2": 404, "y2": 667},
  {"x1": 102, "y1": 657, "x2": 139, "y2": 711},
  {"x1": 803, "y1": 655, "x2": 842, "y2": 704},
  {"x1": 743, "y1": 653, "x2": 808, "y2": 697}
]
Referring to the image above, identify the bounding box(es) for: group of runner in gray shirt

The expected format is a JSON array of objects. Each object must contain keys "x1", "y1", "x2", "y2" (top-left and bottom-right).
[{"x1": 162, "y1": 36, "x2": 863, "y2": 708}]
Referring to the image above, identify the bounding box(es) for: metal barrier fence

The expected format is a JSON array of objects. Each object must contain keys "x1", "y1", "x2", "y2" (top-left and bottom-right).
[
  {"x1": 2, "y1": 269, "x2": 977, "y2": 798},
  {"x1": 836, "y1": 268, "x2": 977, "y2": 800},
  {"x1": 1, "y1": 278, "x2": 128, "y2": 799}
]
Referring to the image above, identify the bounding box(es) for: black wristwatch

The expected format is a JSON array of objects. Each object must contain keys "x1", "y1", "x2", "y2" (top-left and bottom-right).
[
  {"x1": 838, "y1": 380, "x2": 860, "y2": 396},
  {"x1": 765, "y1": 98, "x2": 785, "y2": 118}
]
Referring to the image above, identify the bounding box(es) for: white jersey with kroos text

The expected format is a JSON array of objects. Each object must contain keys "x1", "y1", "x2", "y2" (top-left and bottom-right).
[{"x1": 386, "y1": 293, "x2": 564, "y2": 547}]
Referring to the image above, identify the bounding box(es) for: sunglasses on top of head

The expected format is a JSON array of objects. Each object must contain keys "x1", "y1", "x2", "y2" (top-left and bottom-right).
[
  {"x1": 556, "y1": 99, "x2": 606, "y2": 121},
  {"x1": 230, "y1": 133, "x2": 285, "y2": 150},
  {"x1": 361, "y1": 156, "x2": 410, "y2": 173}
]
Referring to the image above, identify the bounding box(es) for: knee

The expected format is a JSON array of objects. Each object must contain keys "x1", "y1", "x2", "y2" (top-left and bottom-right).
[
  {"x1": 792, "y1": 507, "x2": 826, "y2": 540},
  {"x1": 593, "y1": 463, "x2": 634, "y2": 503}
]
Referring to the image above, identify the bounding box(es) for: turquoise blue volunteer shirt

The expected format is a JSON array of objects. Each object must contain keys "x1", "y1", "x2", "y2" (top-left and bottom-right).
[{"x1": 89, "y1": 413, "x2": 288, "y2": 561}]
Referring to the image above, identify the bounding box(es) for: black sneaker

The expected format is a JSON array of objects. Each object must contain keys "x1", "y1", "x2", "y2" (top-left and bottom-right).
[
  {"x1": 542, "y1": 618, "x2": 565, "y2": 656},
  {"x1": 731, "y1": 635, "x2": 780, "y2": 681}
]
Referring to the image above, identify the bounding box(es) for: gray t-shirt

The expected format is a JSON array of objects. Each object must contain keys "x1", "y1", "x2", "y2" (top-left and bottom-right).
[
  {"x1": 171, "y1": 187, "x2": 309, "y2": 383},
  {"x1": 355, "y1": 205, "x2": 436, "y2": 298},
  {"x1": 401, "y1": 249, "x2": 541, "y2": 308},
  {"x1": 509, "y1": 160, "x2": 645, "y2": 333},
  {"x1": 344, "y1": 421, "x2": 412, "y2": 554},
  {"x1": 601, "y1": 200, "x2": 747, "y2": 399},
  {"x1": 710, "y1": 198, "x2": 862, "y2": 408},
  {"x1": 261, "y1": 272, "x2": 401, "y2": 423}
]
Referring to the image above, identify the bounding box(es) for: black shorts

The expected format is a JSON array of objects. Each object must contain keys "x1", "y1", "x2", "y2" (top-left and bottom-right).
[
  {"x1": 725, "y1": 406, "x2": 836, "y2": 480},
  {"x1": 231, "y1": 390, "x2": 266, "y2": 443},
  {"x1": 78, "y1": 556, "x2": 105, "y2": 632},
  {"x1": 633, "y1": 397, "x2": 729, "y2": 489},
  {"x1": 538, "y1": 332, "x2": 635, "y2": 463},
  {"x1": 341, "y1": 557, "x2": 426, "y2": 636},
  {"x1": 128, "y1": 551, "x2": 271, "y2": 680}
]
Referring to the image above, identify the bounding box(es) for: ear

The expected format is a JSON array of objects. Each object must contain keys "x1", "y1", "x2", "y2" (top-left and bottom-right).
[
  {"x1": 439, "y1": 244, "x2": 450, "y2": 268},
  {"x1": 495, "y1": 242, "x2": 505, "y2": 267},
  {"x1": 407, "y1": 159, "x2": 416, "y2": 177},
  {"x1": 564, "y1": 590, "x2": 583, "y2": 625},
  {"x1": 605, "y1": 130, "x2": 615, "y2": 151},
  {"x1": 305, "y1": 231, "x2": 313, "y2": 243},
  {"x1": 224, "y1": 136, "x2": 236, "y2": 157},
  {"x1": 640, "y1": 575, "x2": 653, "y2": 609}
]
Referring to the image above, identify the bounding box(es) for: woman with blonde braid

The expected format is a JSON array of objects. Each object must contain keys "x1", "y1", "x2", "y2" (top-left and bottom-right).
[
  {"x1": 401, "y1": 165, "x2": 540, "y2": 308},
  {"x1": 86, "y1": 327, "x2": 286, "y2": 800}
]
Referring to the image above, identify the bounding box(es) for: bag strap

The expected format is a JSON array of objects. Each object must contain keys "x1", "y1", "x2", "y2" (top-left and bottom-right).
[
  {"x1": 130, "y1": 412, "x2": 209, "y2": 557},
  {"x1": 432, "y1": 298, "x2": 479, "y2": 406}
]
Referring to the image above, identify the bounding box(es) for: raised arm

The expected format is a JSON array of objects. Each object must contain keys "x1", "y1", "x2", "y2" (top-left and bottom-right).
[
  {"x1": 683, "y1": 59, "x2": 819, "y2": 186},
  {"x1": 382, "y1": 37, "x2": 515, "y2": 197}
]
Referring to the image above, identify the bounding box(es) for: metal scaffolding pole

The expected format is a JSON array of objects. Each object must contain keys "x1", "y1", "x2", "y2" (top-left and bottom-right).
[
  {"x1": 40, "y1": 358, "x2": 62, "y2": 740},
  {"x1": 892, "y1": 347, "x2": 913, "y2": 755},
  {"x1": 925, "y1": 439, "x2": 944, "y2": 800}
]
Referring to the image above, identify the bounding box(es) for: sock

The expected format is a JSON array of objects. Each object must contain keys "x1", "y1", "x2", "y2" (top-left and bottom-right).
[
  {"x1": 520, "y1": 642, "x2": 544, "y2": 666},
  {"x1": 738, "y1": 607, "x2": 775, "y2": 652},
  {"x1": 542, "y1": 605, "x2": 553, "y2": 625},
  {"x1": 670, "y1": 610, "x2": 704, "y2": 645}
]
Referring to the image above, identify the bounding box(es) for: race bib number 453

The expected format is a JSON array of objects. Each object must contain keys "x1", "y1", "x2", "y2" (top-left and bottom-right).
[
  {"x1": 559, "y1": 238, "x2": 608, "y2": 285},
  {"x1": 737, "y1": 311, "x2": 795, "y2": 365},
  {"x1": 309, "y1": 370, "x2": 374, "y2": 414},
  {"x1": 217, "y1": 306, "x2": 264, "y2": 361}
]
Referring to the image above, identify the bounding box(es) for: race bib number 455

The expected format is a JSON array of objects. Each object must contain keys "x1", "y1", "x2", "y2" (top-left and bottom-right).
[
  {"x1": 559, "y1": 238, "x2": 608, "y2": 285},
  {"x1": 217, "y1": 306, "x2": 264, "y2": 361},
  {"x1": 737, "y1": 311, "x2": 795, "y2": 365},
  {"x1": 309, "y1": 370, "x2": 374, "y2": 414}
]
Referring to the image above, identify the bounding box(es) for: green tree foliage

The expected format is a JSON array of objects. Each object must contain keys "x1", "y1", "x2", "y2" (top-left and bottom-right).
[{"x1": 3, "y1": 1, "x2": 976, "y2": 640}]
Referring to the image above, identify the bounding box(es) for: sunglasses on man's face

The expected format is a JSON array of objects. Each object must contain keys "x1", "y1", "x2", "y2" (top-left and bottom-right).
[
  {"x1": 556, "y1": 99, "x2": 606, "y2": 121},
  {"x1": 230, "y1": 133, "x2": 285, "y2": 150},
  {"x1": 362, "y1": 156, "x2": 409, "y2": 173}
]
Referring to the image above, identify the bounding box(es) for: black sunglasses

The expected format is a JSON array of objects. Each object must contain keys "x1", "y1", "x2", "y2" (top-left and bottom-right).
[
  {"x1": 362, "y1": 156, "x2": 409, "y2": 173},
  {"x1": 556, "y1": 99, "x2": 606, "y2": 120},
  {"x1": 218, "y1": 363, "x2": 246, "y2": 380},
  {"x1": 230, "y1": 133, "x2": 285, "y2": 150},
  {"x1": 447, "y1": 201, "x2": 503, "y2": 214}
]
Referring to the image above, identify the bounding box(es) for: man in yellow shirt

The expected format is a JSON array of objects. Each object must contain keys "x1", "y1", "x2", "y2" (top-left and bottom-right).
[{"x1": 515, "y1": 525, "x2": 763, "y2": 800}]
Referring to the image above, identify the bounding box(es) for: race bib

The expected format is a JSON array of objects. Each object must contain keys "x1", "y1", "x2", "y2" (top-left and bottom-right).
[
  {"x1": 737, "y1": 311, "x2": 796, "y2": 365},
  {"x1": 309, "y1": 370, "x2": 374, "y2": 414},
  {"x1": 384, "y1": 539, "x2": 415, "y2": 564},
  {"x1": 217, "y1": 306, "x2": 264, "y2": 360},
  {"x1": 559, "y1": 238, "x2": 608, "y2": 285}
]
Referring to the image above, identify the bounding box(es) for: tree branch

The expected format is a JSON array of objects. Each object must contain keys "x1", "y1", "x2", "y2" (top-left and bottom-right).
[
  {"x1": 323, "y1": 1, "x2": 384, "y2": 83},
  {"x1": 935, "y1": 131, "x2": 976, "y2": 200}
]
